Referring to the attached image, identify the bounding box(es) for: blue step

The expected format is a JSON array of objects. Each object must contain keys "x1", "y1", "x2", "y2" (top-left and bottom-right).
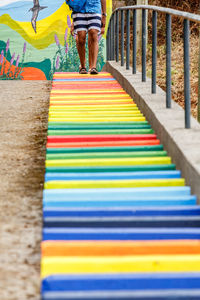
[
  {"x1": 45, "y1": 170, "x2": 181, "y2": 181},
  {"x1": 42, "y1": 273, "x2": 200, "y2": 292},
  {"x1": 43, "y1": 196, "x2": 196, "y2": 208},
  {"x1": 43, "y1": 215, "x2": 200, "y2": 228},
  {"x1": 43, "y1": 228, "x2": 200, "y2": 241},
  {"x1": 42, "y1": 290, "x2": 200, "y2": 300},
  {"x1": 43, "y1": 187, "x2": 192, "y2": 201},
  {"x1": 43, "y1": 206, "x2": 200, "y2": 217}
]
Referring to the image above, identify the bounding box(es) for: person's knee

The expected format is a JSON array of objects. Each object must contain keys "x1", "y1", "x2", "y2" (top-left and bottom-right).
[
  {"x1": 88, "y1": 29, "x2": 98, "y2": 43},
  {"x1": 78, "y1": 32, "x2": 86, "y2": 46}
]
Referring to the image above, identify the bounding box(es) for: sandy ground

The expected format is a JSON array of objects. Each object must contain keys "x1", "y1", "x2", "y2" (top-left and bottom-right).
[{"x1": 0, "y1": 81, "x2": 51, "y2": 300}]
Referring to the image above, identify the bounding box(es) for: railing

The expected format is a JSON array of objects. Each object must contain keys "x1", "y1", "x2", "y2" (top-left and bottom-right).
[{"x1": 106, "y1": 5, "x2": 200, "y2": 129}]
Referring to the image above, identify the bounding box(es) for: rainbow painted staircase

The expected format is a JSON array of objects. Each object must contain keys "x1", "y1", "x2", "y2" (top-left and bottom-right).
[{"x1": 41, "y1": 72, "x2": 200, "y2": 299}]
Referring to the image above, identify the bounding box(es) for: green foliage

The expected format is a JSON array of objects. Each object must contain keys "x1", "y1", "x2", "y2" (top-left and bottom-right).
[
  {"x1": 0, "y1": 67, "x2": 24, "y2": 80},
  {"x1": 0, "y1": 42, "x2": 25, "y2": 80},
  {"x1": 50, "y1": 34, "x2": 105, "y2": 79}
]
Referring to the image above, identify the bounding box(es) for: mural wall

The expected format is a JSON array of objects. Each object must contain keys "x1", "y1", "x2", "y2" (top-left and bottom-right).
[{"x1": 0, "y1": 0, "x2": 112, "y2": 80}]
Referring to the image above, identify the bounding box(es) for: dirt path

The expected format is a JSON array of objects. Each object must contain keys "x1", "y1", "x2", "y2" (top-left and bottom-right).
[{"x1": 0, "y1": 81, "x2": 51, "y2": 300}]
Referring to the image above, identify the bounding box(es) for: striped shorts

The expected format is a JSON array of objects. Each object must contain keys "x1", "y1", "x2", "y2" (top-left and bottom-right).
[{"x1": 73, "y1": 13, "x2": 102, "y2": 34}]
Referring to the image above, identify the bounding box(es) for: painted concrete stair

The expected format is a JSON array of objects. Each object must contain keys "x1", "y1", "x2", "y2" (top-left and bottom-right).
[{"x1": 41, "y1": 72, "x2": 200, "y2": 300}]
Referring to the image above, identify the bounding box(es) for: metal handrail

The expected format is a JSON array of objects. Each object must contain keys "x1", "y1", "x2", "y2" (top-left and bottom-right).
[
  {"x1": 115, "y1": 5, "x2": 200, "y2": 23},
  {"x1": 106, "y1": 5, "x2": 200, "y2": 128}
]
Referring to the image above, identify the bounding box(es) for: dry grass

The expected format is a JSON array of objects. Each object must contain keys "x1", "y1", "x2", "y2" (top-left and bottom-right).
[
  {"x1": 113, "y1": 0, "x2": 200, "y2": 119},
  {"x1": 145, "y1": 33, "x2": 199, "y2": 118}
]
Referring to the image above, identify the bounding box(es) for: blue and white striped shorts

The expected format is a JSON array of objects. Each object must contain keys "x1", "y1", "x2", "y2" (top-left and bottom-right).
[{"x1": 73, "y1": 13, "x2": 102, "y2": 34}]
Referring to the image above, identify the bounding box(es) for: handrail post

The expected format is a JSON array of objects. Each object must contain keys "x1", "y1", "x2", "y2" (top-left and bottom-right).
[
  {"x1": 110, "y1": 15, "x2": 114, "y2": 60},
  {"x1": 116, "y1": 10, "x2": 119, "y2": 62},
  {"x1": 198, "y1": 29, "x2": 200, "y2": 122},
  {"x1": 166, "y1": 13, "x2": 172, "y2": 108},
  {"x1": 142, "y1": 9, "x2": 147, "y2": 82},
  {"x1": 109, "y1": 17, "x2": 112, "y2": 60},
  {"x1": 132, "y1": 9, "x2": 137, "y2": 74},
  {"x1": 121, "y1": 10, "x2": 124, "y2": 66},
  {"x1": 109, "y1": 24, "x2": 111, "y2": 60},
  {"x1": 152, "y1": 10, "x2": 157, "y2": 94},
  {"x1": 106, "y1": 29, "x2": 108, "y2": 60},
  {"x1": 184, "y1": 18, "x2": 191, "y2": 129},
  {"x1": 106, "y1": 26, "x2": 110, "y2": 60},
  {"x1": 113, "y1": 13, "x2": 116, "y2": 60},
  {"x1": 126, "y1": 10, "x2": 130, "y2": 70}
]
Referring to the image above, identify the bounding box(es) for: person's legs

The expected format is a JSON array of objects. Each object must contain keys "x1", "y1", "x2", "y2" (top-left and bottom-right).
[
  {"x1": 88, "y1": 34, "x2": 92, "y2": 71},
  {"x1": 72, "y1": 13, "x2": 101, "y2": 73},
  {"x1": 75, "y1": 34, "x2": 87, "y2": 70},
  {"x1": 73, "y1": 13, "x2": 88, "y2": 72},
  {"x1": 88, "y1": 29, "x2": 99, "y2": 70},
  {"x1": 77, "y1": 30, "x2": 87, "y2": 69}
]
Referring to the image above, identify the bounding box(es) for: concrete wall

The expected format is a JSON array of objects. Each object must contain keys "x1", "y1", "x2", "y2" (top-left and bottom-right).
[{"x1": 106, "y1": 61, "x2": 200, "y2": 202}]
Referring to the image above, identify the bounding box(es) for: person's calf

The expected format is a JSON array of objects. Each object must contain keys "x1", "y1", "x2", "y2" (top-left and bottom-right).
[
  {"x1": 88, "y1": 29, "x2": 99, "y2": 70},
  {"x1": 77, "y1": 31, "x2": 87, "y2": 69}
]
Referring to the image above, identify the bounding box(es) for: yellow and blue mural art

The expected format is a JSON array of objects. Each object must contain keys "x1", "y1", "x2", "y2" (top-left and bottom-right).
[{"x1": 0, "y1": 0, "x2": 112, "y2": 80}]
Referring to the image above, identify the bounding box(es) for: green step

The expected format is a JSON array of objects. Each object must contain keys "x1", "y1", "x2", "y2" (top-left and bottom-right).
[
  {"x1": 47, "y1": 129, "x2": 154, "y2": 136},
  {"x1": 46, "y1": 145, "x2": 164, "y2": 154},
  {"x1": 46, "y1": 151, "x2": 167, "y2": 160},
  {"x1": 45, "y1": 164, "x2": 176, "y2": 173}
]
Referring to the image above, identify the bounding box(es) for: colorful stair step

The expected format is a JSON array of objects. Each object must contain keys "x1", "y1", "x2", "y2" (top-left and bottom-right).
[
  {"x1": 47, "y1": 123, "x2": 151, "y2": 129},
  {"x1": 45, "y1": 151, "x2": 167, "y2": 160},
  {"x1": 44, "y1": 170, "x2": 181, "y2": 181},
  {"x1": 42, "y1": 228, "x2": 200, "y2": 241},
  {"x1": 47, "y1": 134, "x2": 157, "y2": 142},
  {"x1": 49, "y1": 111, "x2": 141, "y2": 115},
  {"x1": 50, "y1": 94, "x2": 131, "y2": 98},
  {"x1": 46, "y1": 140, "x2": 161, "y2": 148},
  {"x1": 45, "y1": 158, "x2": 172, "y2": 168},
  {"x1": 50, "y1": 102, "x2": 135, "y2": 106},
  {"x1": 46, "y1": 144, "x2": 163, "y2": 153},
  {"x1": 42, "y1": 273, "x2": 200, "y2": 292},
  {"x1": 42, "y1": 290, "x2": 200, "y2": 300},
  {"x1": 44, "y1": 178, "x2": 185, "y2": 189},
  {"x1": 53, "y1": 79, "x2": 118, "y2": 82},
  {"x1": 49, "y1": 99, "x2": 134, "y2": 103},
  {"x1": 41, "y1": 240, "x2": 200, "y2": 256},
  {"x1": 49, "y1": 117, "x2": 146, "y2": 122},
  {"x1": 45, "y1": 165, "x2": 176, "y2": 172},
  {"x1": 43, "y1": 186, "x2": 192, "y2": 199},
  {"x1": 41, "y1": 72, "x2": 199, "y2": 299},
  {"x1": 43, "y1": 215, "x2": 200, "y2": 228},
  {"x1": 41, "y1": 255, "x2": 200, "y2": 277},
  {"x1": 47, "y1": 129, "x2": 155, "y2": 136},
  {"x1": 43, "y1": 197, "x2": 196, "y2": 208},
  {"x1": 43, "y1": 206, "x2": 200, "y2": 217},
  {"x1": 49, "y1": 107, "x2": 140, "y2": 112}
]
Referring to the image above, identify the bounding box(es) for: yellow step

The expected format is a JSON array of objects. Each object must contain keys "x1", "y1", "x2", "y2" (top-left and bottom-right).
[
  {"x1": 41, "y1": 255, "x2": 200, "y2": 278},
  {"x1": 45, "y1": 157, "x2": 171, "y2": 167},
  {"x1": 48, "y1": 117, "x2": 146, "y2": 122}
]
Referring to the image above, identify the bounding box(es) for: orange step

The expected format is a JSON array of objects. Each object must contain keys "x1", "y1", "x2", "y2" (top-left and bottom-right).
[
  {"x1": 42, "y1": 240, "x2": 200, "y2": 257},
  {"x1": 46, "y1": 139, "x2": 160, "y2": 148}
]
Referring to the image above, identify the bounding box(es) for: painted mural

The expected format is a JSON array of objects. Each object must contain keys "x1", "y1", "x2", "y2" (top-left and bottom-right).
[{"x1": 0, "y1": 0, "x2": 112, "y2": 80}]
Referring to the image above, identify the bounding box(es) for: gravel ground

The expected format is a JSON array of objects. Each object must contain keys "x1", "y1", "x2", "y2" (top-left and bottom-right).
[{"x1": 0, "y1": 81, "x2": 51, "y2": 300}]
